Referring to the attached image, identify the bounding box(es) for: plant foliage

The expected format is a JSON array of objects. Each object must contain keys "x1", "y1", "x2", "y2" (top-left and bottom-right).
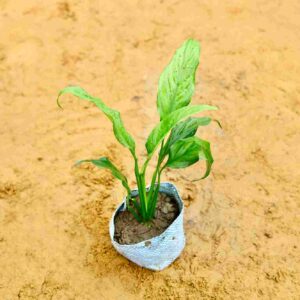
[{"x1": 57, "y1": 39, "x2": 218, "y2": 223}]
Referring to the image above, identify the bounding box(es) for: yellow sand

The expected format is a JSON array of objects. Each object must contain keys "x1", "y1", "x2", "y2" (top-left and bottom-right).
[{"x1": 0, "y1": 1, "x2": 299, "y2": 299}]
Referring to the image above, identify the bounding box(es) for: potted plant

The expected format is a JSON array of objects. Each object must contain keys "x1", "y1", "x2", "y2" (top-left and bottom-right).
[{"x1": 57, "y1": 39, "x2": 218, "y2": 271}]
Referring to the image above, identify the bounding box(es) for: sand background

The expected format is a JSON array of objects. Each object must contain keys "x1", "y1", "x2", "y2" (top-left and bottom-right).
[{"x1": 0, "y1": 0, "x2": 300, "y2": 299}]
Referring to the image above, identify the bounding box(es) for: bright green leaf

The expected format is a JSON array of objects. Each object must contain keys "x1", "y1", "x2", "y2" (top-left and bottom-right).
[
  {"x1": 146, "y1": 104, "x2": 217, "y2": 155},
  {"x1": 75, "y1": 157, "x2": 131, "y2": 194},
  {"x1": 57, "y1": 86, "x2": 136, "y2": 155},
  {"x1": 166, "y1": 137, "x2": 214, "y2": 179},
  {"x1": 161, "y1": 116, "x2": 211, "y2": 156},
  {"x1": 166, "y1": 137, "x2": 201, "y2": 168},
  {"x1": 157, "y1": 39, "x2": 200, "y2": 120},
  {"x1": 196, "y1": 138, "x2": 214, "y2": 179}
]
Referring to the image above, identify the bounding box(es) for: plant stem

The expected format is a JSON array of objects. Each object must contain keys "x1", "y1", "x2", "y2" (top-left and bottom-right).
[
  {"x1": 146, "y1": 140, "x2": 166, "y2": 219},
  {"x1": 133, "y1": 155, "x2": 146, "y2": 220},
  {"x1": 149, "y1": 163, "x2": 167, "y2": 218},
  {"x1": 139, "y1": 171, "x2": 148, "y2": 212},
  {"x1": 132, "y1": 140, "x2": 167, "y2": 222},
  {"x1": 141, "y1": 157, "x2": 150, "y2": 175}
]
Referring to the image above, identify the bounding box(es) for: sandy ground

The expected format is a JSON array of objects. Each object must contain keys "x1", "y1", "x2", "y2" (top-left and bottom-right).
[{"x1": 0, "y1": 0, "x2": 300, "y2": 299}]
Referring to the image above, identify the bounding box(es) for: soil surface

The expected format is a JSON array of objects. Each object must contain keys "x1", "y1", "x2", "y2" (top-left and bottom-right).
[
  {"x1": 1, "y1": 0, "x2": 300, "y2": 299},
  {"x1": 114, "y1": 192, "x2": 179, "y2": 244}
]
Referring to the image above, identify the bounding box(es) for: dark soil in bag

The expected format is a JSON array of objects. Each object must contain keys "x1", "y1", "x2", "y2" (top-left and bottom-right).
[{"x1": 114, "y1": 192, "x2": 180, "y2": 245}]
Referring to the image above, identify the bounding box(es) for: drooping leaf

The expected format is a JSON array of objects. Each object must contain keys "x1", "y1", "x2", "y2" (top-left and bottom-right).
[
  {"x1": 166, "y1": 137, "x2": 201, "y2": 169},
  {"x1": 196, "y1": 138, "x2": 214, "y2": 179},
  {"x1": 166, "y1": 137, "x2": 214, "y2": 179},
  {"x1": 57, "y1": 86, "x2": 136, "y2": 155},
  {"x1": 157, "y1": 39, "x2": 200, "y2": 120},
  {"x1": 161, "y1": 116, "x2": 211, "y2": 156},
  {"x1": 75, "y1": 157, "x2": 131, "y2": 194},
  {"x1": 146, "y1": 104, "x2": 217, "y2": 155}
]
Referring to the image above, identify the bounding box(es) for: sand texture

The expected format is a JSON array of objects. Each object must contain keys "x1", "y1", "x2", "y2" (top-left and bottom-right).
[{"x1": 0, "y1": 0, "x2": 300, "y2": 299}]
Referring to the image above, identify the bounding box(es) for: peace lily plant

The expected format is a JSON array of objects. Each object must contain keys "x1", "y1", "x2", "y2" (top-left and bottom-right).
[{"x1": 57, "y1": 39, "x2": 217, "y2": 224}]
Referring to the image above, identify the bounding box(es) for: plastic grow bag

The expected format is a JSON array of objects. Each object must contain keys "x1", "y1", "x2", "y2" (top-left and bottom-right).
[{"x1": 109, "y1": 182, "x2": 185, "y2": 271}]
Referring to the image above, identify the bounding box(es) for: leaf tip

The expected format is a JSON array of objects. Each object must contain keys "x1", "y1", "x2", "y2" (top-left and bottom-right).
[
  {"x1": 56, "y1": 91, "x2": 64, "y2": 109},
  {"x1": 73, "y1": 160, "x2": 85, "y2": 168},
  {"x1": 213, "y1": 119, "x2": 222, "y2": 129}
]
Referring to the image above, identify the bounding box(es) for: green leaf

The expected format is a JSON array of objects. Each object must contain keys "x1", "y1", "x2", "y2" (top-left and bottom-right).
[
  {"x1": 146, "y1": 104, "x2": 217, "y2": 155},
  {"x1": 196, "y1": 138, "x2": 214, "y2": 179},
  {"x1": 166, "y1": 137, "x2": 201, "y2": 168},
  {"x1": 57, "y1": 86, "x2": 136, "y2": 155},
  {"x1": 166, "y1": 137, "x2": 214, "y2": 179},
  {"x1": 157, "y1": 39, "x2": 200, "y2": 120},
  {"x1": 161, "y1": 116, "x2": 211, "y2": 156},
  {"x1": 75, "y1": 157, "x2": 131, "y2": 194}
]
